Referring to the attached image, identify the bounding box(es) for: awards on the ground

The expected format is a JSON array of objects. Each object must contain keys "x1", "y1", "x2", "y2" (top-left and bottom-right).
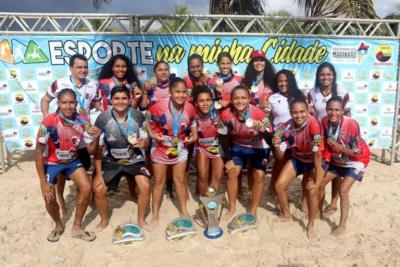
[
  {"x1": 165, "y1": 218, "x2": 196, "y2": 240},
  {"x1": 112, "y1": 223, "x2": 144, "y2": 244},
  {"x1": 127, "y1": 135, "x2": 137, "y2": 145},
  {"x1": 214, "y1": 100, "x2": 222, "y2": 110},
  {"x1": 250, "y1": 85, "x2": 258, "y2": 93},
  {"x1": 327, "y1": 136, "x2": 336, "y2": 145},
  {"x1": 227, "y1": 212, "x2": 257, "y2": 234},
  {"x1": 199, "y1": 188, "x2": 224, "y2": 239},
  {"x1": 245, "y1": 118, "x2": 254, "y2": 128}
]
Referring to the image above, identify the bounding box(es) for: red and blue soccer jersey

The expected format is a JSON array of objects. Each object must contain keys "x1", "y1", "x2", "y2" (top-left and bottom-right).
[
  {"x1": 36, "y1": 112, "x2": 91, "y2": 164},
  {"x1": 208, "y1": 74, "x2": 243, "y2": 102},
  {"x1": 148, "y1": 98, "x2": 196, "y2": 155},
  {"x1": 98, "y1": 77, "x2": 132, "y2": 110},
  {"x1": 279, "y1": 115, "x2": 324, "y2": 163},
  {"x1": 195, "y1": 113, "x2": 220, "y2": 155},
  {"x1": 321, "y1": 116, "x2": 370, "y2": 167},
  {"x1": 219, "y1": 104, "x2": 269, "y2": 149},
  {"x1": 148, "y1": 83, "x2": 170, "y2": 106},
  {"x1": 250, "y1": 82, "x2": 273, "y2": 108}
]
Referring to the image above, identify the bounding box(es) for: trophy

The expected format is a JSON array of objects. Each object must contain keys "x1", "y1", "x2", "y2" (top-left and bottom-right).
[{"x1": 199, "y1": 187, "x2": 224, "y2": 239}]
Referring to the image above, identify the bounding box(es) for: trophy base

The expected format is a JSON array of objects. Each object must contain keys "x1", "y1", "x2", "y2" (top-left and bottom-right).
[{"x1": 203, "y1": 228, "x2": 223, "y2": 239}]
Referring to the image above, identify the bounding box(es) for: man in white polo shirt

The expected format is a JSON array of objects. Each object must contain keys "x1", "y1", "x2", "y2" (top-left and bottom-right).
[{"x1": 40, "y1": 54, "x2": 102, "y2": 214}]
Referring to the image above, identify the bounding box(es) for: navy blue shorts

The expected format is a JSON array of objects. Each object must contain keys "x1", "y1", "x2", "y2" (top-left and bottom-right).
[
  {"x1": 290, "y1": 157, "x2": 314, "y2": 176},
  {"x1": 44, "y1": 159, "x2": 83, "y2": 185},
  {"x1": 328, "y1": 165, "x2": 364, "y2": 181},
  {"x1": 231, "y1": 144, "x2": 270, "y2": 171}
]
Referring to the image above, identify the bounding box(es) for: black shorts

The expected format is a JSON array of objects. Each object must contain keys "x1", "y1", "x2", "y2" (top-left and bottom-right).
[
  {"x1": 77, "y1": 147, "x2": 91, "y2": 171},
  {"x1": 102, "y1": 160, "x2": 150, "y2": 191}
]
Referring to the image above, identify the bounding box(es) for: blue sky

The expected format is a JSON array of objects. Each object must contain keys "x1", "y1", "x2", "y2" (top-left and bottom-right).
[{"x1": 0, "y1": 0, "x2": 398, "y2": 17}]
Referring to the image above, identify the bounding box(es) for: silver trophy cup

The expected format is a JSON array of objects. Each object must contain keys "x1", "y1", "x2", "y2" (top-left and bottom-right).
[{"x1": 199, "y1": 188, "x2": 224, "y2": 239}]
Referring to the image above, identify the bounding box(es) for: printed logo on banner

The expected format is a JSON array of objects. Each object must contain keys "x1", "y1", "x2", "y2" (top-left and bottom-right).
[
  {"x1": 383, "y1": 81, "x2": 396, "y2": 92},
  {"x1": 382, "y1": 117, "x2": 394, "y2": 128},
  {"x1": 356, "y1": 69, "x2": 368, "y2": 80},
  {"x1": 22, "y1": 68, "x2": 35, "y2": 80},
  {"x1": 0, "y1": 106, "x2": 13, "y2": 117},
  {"x1": 384, "y1": 70, "x2": 395, "y2": 81},
  {"x1": 369, "y1": 70, "x2": 382, "y2": 81},
  {"x1": 13, "y1": 104, "x2": 31, "y2": 117},
  {"x1": 22, "y1": 81, "x2": 38, "y2": 92},
  {"x1": 0, "y1": 81, "x2": 8, "y2": 91},
  {"x1": 354, "y1": 105, "x2": 368, "y2": 116},
  {"x1": 298, "y1": 80, "x2": 313, "y2": 93},
  {"x1": 355, "y1": 82, "x2": 368, "y2": 91},
  {"x1": 0, "y1": 93, "x2": 11, "y2": 106},
  {"x1": 37, "y1": 68, "x2": 52, "y2": 80},
  {"x1": 18, "y1": 116, "x2": 31, "y2": 127},
  {"x1": 381, "y1": 128, "x2": 392, "y2": 137},
  {"x1": 381, "y1": 105, "x2": 395, "y2": 116},
  {"x1": 331, "y1": 42, "x2": 369, "y2": 64},
  {"x1": 369, "y1": 116, "x2": 379, "y2": 127},
  {"x1": 374, "y1": 44, "x2": 393, "y2": 65},
  {"x1": 13, "y1": 92, "x2": 26, "y2": 104},
  {"x1": 7, "y1": 68, "x2": 21, "y2": 80},
  {"x1": 3, "y1": 129, "x2": 18, "y2": 138},
  {"x1": 354, "y1": 93, "x2": 368, "y2": 105},
  {"x1": 342, "y1": 69, "x2": 355, "y2": 81},
  {"x1": 382, "y1": 93, "x2": 396, "y2": 105},
  {"x1": 369, "y1": 94, "x2": 380, "y2": 105}
]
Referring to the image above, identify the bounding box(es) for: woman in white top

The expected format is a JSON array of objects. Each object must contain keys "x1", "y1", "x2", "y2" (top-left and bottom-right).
[
  {"x1": 268, "y1": 69, "x2": 305, "y2": 195},
  {"x1": 307, "y1": 62, "x2": 351, "y2": 216},
  {"x1": 307, "y1": 62, "x2": 351, "y2": 121}
]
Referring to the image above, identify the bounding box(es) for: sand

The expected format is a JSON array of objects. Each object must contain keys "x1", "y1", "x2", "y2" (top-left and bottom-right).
[{"x1": 0, "y1": 153, "x2": 399, "y2": 267}]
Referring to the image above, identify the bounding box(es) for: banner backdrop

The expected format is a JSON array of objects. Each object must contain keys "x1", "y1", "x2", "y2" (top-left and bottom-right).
[{"x1": 0, "y1": 35, "x2": 398, "y2": 151}]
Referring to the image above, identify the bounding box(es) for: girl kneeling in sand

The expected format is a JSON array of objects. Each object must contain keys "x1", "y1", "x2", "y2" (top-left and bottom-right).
[
  {"x1": 319, "y1": 96, "x2": 370, "y2": 236},
  {"x1": 272, "y1": 97, "x2": 324, "y2": 238},
  {"x1": 35, "y1": 88, "x2": 100, "y2": 242},
  {"x1": 147, "y1": 77, "x2": 197, "y2": 224},
  {"x1": 219, "y1": 85, "x2": 272, "y2": 220}
]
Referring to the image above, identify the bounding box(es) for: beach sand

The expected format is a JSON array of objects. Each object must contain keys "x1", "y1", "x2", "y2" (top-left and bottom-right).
[{"x1": 1, "y1": 154, "x2": 399, "y2": 267}]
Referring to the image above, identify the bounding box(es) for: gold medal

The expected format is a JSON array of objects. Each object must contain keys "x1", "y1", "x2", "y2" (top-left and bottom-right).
[
  {"x1": 127, "y1": 135, "x2": 137, "y2": 145},
  {"x1": 245, "y1": 118, "x2": 254, "y2": 128},
  {"x1": 166, "y1": 147, "x2": 179, "y2": 158},
  {"x1": 214, "y1": 101, "x2": 222, "y2": 110},
  {"x1": 172, "y1": 136, "x2": 179, "y2": 145},
  {"x1": 327, "y1": 136, "x2": 336, "y2": 145},
  {"x1": 251, "y1": 85, "x2": 258, "y2": 93},
  {"x1": 216, "y1": 78, "x2": 224, "y2": 86}
]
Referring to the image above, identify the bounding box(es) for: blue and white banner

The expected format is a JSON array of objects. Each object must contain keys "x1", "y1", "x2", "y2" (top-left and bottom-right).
[{"x1": 0, "y1": 35, "x2": 398, "y2": 151}]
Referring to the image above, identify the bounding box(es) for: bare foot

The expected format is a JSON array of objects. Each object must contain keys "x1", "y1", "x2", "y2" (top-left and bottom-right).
[
  {"x1": 222, "y1": 210, "x2": 236, "y2": 222},
  {"x1": 96, "y1": 221, "x2": 109, "y2": 232},
  {"x1": 150, "y1": 216, "x2": 160, "y2": 229},
  {"x1": 138, "y1": 221, "x2": 152, "y2": 232},
  {"x1": 180, "y1": 212, "x2": 191, "y2": 219},
  {"x1": 307, "y1": 225, "x2": 318, "y2": 239},
  {"x1": 331, "y1": 226, "x2": 346, "y2": 236},
  {"x1": 323, "y1": 205, "x2": 337, "y2": 217},
  {"x1": 272, "y1": 216, "x2": 291, "y2": 223}
]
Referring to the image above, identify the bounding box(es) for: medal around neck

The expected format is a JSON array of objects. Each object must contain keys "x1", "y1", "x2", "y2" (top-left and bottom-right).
[
  {"x1": 245, "y1": 118, "x2": 254, "y2": 128},
  {"x1": 216, "y1": 78, "x2": 224, "y2": 86},
  {"x1": 127, "y1": 135, "x2": 137, "y2": 145},
  {"x1": 214, "y1": 100, "x2": 222, "y2": 110},
  {"x1": 165, "y1": 218, "x2": 196, "y2": 240},
  {"x1": 198, "y1": 188, "x2": 224, "y2": 239},
  {"x1": 250, "y1": 85, "x2": 258, "y2": 93},
  {"x1": 112, "y1": 223, "x2": 144, "y2": 244},
  {"x1": 227, "y1": 212, "x2": 257, "y2": 234},
  {"x1": 327, "y1": 136, "x2": 336, "y2": 145}
]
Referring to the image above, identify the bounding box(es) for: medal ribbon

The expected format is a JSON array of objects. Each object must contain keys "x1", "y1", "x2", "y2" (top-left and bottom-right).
[
  {"x1": 70, "y1": 76, "x2": 87, "y2": 113},
  {"x1": 111, "y1": 109, "x2": 133, "y2": 138},
  {"x1": 58, "y1": 112, "x2": 89, "y2": 126},
  {"x1": 328, "y1": 120, "x2": 340, "y2": 141},
  {"x1": 252, "y1": 74, "x2": 264, "y2": 87},
  {"x1": 170, "y1": 99, "x2": 183, "y2": 138}
]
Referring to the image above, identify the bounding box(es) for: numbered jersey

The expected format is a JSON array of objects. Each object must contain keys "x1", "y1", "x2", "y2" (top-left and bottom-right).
[{"x1": 36, "y1": 112, "x2": 91, "y2": 164}]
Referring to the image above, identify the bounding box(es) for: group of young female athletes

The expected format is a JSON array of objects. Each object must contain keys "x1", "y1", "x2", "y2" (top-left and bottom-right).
[{"x1": 36, "y1": 50, "x2": 370, "y2": 242}]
